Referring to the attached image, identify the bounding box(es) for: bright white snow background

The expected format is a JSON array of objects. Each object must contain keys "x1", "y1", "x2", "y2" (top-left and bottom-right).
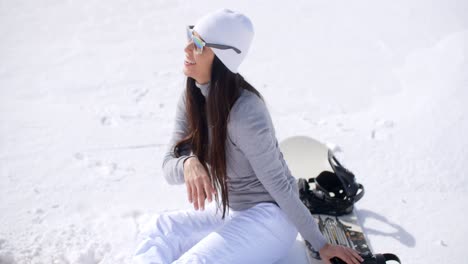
[{"x1": 0, "y1": 0, "x2": 467, "y2": 263}]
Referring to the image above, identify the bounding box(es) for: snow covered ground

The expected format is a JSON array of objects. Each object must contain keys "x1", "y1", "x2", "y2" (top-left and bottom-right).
[{"x1": 0, "y1": 0, "x2": 466, "y2": 263}]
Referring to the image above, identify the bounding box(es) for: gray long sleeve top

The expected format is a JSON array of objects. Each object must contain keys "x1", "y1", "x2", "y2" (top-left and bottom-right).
[{"x1": 162, "y1": 81, "x2": 328, "y2": 251}]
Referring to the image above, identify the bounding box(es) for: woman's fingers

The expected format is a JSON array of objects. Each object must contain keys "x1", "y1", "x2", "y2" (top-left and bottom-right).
[
  {"x1": 341, "y1": 248, "x2": 362, "y2": 264},
  {"x1": 197, "y1": 182, "x2": 206, "y2": 210},
  {"x1": 343, "y1": 251, "x2": 359, "y2": 264},
  {"x1": 347, "y1": 248, "x2": 363, "y2": 263},
  {"x1": 319, "y1": 244, "x2": 363, "y2": 264},
  {"x1": 203, "y1": 180, "x2": 215, "y2": 203},
  {"x1": 184, "y1": 158, "x2": 215, "y2": 211},
  {"x1": 186, "y1": 182, "x2": 193, "y2": 203},
  {"x1": 192, "y1": 183, "x2": 199, "y2": 210}
]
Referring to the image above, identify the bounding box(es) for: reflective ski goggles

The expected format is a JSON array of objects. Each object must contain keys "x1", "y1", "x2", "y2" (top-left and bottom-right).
[{"x1": 186, "y1": 25, "x2": 242, "y2": 55}]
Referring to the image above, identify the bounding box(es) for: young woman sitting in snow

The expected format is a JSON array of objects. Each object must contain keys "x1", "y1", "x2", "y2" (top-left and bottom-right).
[{"x1": 133, "y1": 8, "x2": 363, "y2": 264}]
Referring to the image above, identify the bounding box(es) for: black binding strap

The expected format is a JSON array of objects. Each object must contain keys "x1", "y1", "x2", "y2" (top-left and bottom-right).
[
  {"x1": 308, "y1": 178, "x2": 365, "y2": 203},
  {"x1": 375, "y1": 253, "x2": 401, "y2": 263},
  {"x1": 331, "y1": 253, "x2": 401, "y2": 264}
]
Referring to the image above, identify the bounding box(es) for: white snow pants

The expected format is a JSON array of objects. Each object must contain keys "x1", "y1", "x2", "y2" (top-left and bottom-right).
[{"x1": 132, "y1": 201, "x2": 298, "y2": 264}]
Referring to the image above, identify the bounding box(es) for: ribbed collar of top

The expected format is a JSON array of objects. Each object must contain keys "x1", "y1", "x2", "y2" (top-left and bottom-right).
[{"x1": 195, "y1": 81, "x2": 211, "y2": 98}]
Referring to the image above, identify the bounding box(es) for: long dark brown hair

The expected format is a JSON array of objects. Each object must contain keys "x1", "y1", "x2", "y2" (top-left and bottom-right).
[{"x1": 174, "y1": 55, "x2": 264, "y2": 219}]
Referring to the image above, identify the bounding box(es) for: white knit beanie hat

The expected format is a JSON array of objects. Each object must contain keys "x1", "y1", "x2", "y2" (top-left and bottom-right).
[{"x1": 193, "y1": 8, "x2": 254, "y2": 74}]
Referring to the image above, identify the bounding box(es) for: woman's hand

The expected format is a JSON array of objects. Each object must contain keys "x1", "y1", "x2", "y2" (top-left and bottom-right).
[
  {"x1": 183, "y1": 156, "x2": 217, "y2": 211},
  {"x1": 319, "y1": 243, "x2": 364, "y2": 264}
]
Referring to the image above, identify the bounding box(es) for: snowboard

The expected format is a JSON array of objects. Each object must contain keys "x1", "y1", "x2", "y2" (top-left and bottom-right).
[{"x1": 279, "y1": 135, "x2": 373, "y2": 263}]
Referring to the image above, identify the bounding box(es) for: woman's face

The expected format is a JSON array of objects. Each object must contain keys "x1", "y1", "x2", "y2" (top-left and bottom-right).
[{"x1": 183, "y1": 30, "x2": 214, "y2": 84}]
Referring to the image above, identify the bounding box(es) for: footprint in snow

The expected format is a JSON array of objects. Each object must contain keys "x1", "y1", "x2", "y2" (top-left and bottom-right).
[
  {"x1": 29, "y1": 208, "x2": 46, "y2": 224},
  {"x1": 133, "y1": 88, "x2": 149, "y2": 103},
  {"x1": 73, "y1": 152, "x2": 135, "y2": 182},
  {"x1": 100, "y1": 116, "x2": 118, "y2": 126},
  {"x1": 371, "y1": 118, "x2": 395, "y2": 140}
]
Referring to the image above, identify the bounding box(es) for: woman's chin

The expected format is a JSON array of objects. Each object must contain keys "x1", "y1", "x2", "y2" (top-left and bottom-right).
[{"x1": 183, "y1": 68, "x2": 195, "y2": 79}]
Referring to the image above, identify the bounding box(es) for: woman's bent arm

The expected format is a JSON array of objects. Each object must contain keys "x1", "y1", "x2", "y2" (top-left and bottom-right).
[
  {"x1": 229, "y1": 95, "x2": 328, "y2": 251},
  {"x1": 162, "y1": 89, "x2": 196, "y2": 185}
]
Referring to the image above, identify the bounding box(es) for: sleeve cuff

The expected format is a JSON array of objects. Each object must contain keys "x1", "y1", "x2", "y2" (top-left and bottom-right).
[{"x1": 311, "y1": 234, "x2": 328, "y2": 253}]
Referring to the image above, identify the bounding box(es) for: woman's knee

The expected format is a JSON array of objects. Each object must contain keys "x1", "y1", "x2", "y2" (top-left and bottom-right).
[
  {"x1": 147, "y1": 208, "x2": 191, "y2": 231},
  {"x1": 138, "y1": 212, "x2": 168, "y2": 238},
  {"x1": 133, "y1": 211, "x2": 195, "y2": 263},
  {"x1": 135, "y1": 206, "x2": 223, "y2": 258}
]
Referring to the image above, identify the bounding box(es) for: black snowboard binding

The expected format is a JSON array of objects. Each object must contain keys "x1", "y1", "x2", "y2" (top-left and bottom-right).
[
  {"x1": 298, "y1": 149, "x2": 365, "y2": 216},
  {"x1": 331, "y1": 252, "x2": 401, "y2": 264},
  {"x1": 297, "y1": 146, "x2": 401, "y2": 263}
]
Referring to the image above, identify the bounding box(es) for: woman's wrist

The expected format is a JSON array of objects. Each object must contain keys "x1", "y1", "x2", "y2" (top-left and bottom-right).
[
  {"x1": 183, "y1": 155, "x2": 196, "y2": 168},
  {"x1": 318, "y1": 242, "x2": 331, "y2": 255},
  {"x1": 320, "y1": 242, "x2": 330, "y2": 250}
]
